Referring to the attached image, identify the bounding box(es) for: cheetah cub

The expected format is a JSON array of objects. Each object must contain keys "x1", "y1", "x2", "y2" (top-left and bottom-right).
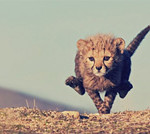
[{"x1": 65, "y1": 25, "x2": 150, "y2": 114}]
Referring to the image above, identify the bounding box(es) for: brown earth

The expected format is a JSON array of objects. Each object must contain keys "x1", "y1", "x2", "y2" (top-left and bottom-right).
[{"x1": 0, "y1": 107, "x2": 149, "y2": 134}]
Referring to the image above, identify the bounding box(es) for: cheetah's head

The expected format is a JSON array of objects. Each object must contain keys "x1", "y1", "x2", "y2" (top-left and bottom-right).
[{"x1": 77, "y1": 34, "x2": 125, "y2": 77}]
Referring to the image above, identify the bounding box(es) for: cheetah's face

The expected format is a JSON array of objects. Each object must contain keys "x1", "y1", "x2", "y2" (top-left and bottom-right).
[
  {"x1": 85, "y1": 49, "x2": 114, "y2": 77},
  {"x1": 77, "y1": 36, "x2": 125, "y2": 77}
]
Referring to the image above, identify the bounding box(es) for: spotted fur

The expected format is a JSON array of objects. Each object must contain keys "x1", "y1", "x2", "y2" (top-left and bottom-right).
[{"x1": 65, "y1": 25, "x2": 150, "y2": 114}]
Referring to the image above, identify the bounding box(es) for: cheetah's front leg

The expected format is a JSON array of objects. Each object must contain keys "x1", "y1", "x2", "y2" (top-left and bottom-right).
[
  {"x1": 99, "y1": 89, "x2": 117, "y2": 114},
  {"x1": 65, "y1": 76, "x2": 85, "y2": 95},
  {"x1": 86, "y1": 89, "x2": 103, "y2": 114}
]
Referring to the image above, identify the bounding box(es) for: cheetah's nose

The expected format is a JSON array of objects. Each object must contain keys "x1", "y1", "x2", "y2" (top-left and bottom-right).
[{"x1": 96, "y1": 66, "x2": 102, "y2": 71}]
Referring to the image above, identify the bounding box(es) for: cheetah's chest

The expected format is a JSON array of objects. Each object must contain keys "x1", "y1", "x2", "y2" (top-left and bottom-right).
[{"x1": 83, "y1": 75, "x2": 118, "y2": 92}]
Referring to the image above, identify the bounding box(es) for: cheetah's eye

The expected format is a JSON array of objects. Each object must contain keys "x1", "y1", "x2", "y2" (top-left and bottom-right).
[
  {"x1": 89, "y1": 57, "x2": 95, "y2": 61},
  {"x1": 104, "y1": 56, "x2": 110, "y2": 61}
]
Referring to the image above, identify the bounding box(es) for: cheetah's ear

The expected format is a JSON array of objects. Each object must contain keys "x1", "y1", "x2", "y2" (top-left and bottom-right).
[
  {"x1": 77, "y1": 39, "x2": 88, "y2": 51},
  {"x1": 113, "y1": 38, "x2": 125, "y2": 54}
]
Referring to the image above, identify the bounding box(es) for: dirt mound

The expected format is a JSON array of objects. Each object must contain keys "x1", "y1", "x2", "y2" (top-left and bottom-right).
[{"x1": 0, "y1": 107, "x2": 149, "y2": 134}]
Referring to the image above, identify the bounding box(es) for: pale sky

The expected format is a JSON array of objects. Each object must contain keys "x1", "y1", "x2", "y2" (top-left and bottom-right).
[{"x1": 0, "y1": 0, "x2": 150, "y2": 113}]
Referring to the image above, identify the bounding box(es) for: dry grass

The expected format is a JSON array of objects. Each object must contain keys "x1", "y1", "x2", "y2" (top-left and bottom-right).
[{"x1": 0, "y1": 107, "x2": 149, "y2": 134}]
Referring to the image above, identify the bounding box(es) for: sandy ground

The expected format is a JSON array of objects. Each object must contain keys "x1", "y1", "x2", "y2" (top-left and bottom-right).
[{"x1": 0, "y1": 107, "x2": 149, "y2": 134}]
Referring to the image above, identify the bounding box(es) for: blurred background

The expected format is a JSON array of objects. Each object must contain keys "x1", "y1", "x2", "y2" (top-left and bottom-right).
[{"x1": 0, "y1": 0, "x2": 149, "y2": 113}]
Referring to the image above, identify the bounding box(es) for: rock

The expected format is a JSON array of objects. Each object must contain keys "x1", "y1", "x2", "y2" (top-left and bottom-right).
[{"x1": 62, "y1": 111, "x2": 80, "y2": 118}]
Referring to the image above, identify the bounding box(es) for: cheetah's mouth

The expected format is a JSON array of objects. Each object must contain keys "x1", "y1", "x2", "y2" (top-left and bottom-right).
[
  {"x1": 94, "y1": 67, "x2": 111, "y2": 77},
  {"x1": 94, "y1": 72, "x2": 106, "y2": 77}
]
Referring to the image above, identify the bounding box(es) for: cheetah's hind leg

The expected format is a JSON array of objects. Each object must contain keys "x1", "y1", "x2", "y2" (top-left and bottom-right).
[
  {"x1": 65, "y1": 76, "x2": 85, "y2": 95},
  {"x1": 117, "y1": 81, "x2": 133, "y2": 99}
]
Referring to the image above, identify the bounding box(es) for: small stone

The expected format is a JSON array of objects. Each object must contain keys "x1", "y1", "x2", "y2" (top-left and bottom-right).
[
  {"x1": 92, "y1": 113, "x2": 99, "y2": 116},
  {"x1": 62, "y1": 111, "x2": 80, "y2": 118}
]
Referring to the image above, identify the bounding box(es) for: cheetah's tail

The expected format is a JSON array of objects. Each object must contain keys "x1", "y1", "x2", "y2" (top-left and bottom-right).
[{"x1": 126, "y1": 25, "x2": 150, "y2": 57}]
